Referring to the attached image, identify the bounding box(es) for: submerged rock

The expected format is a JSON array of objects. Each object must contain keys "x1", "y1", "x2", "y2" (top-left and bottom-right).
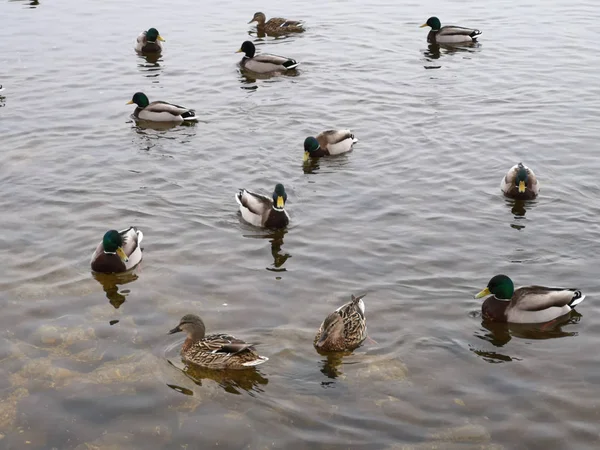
[
  {"x1": 0, "y1": 387, "x2": 28, "y2": 429},
  {"x1": 354, "y1": 355, "x2": 409, "y2": 383}
]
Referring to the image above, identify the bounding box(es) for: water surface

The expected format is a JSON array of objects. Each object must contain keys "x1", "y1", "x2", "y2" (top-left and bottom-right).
[{"x1": 2, "y1": 0, "x2": 600, "y2": 448}]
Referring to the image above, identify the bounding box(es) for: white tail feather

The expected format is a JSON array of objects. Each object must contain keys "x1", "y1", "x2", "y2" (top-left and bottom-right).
[
  {"x1": 570, "y1": 293, "x2": 586, "y2": 307},
  {"x1": 241, "y1": 356, "x2": 269, "y2": 367}
]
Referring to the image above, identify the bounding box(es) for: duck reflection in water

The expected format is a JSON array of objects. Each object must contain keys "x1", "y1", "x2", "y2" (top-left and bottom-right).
[
  {"x1": 319, "y1": 352, "x2": 349, "y2": 381},
  {"x1": 183, "y1": 363, "x2": 268, "y2": 395},
  {"x1": 92, "y1": 271, "x2": 139, "y2": 309},
  {"x1": 137, "y1": 53, "x2": 163, "y2": 74},
  {"x1": 506, "y1": 198, "x2": 537, "y2": 230},
  {"x1": 470, "y1": 311, "x2": 581, "y2": 363},
  {"x1": 302, "y1": 157, "x2": 320, "y2": 174},
  {"x1": 242, "y1": 229, "x2": 291, "y2": 272},
  {"x1": 422, "y1": 42, "x2": 480, "y2": 68}
]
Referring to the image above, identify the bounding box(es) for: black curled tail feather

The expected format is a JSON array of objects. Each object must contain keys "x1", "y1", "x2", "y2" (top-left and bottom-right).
[
  {"x1": 283, "y1": 59, "x2": 298, "y2": 69},
  {"x1": 181, "y1": 110, "x2": 196, "y2": 119}
]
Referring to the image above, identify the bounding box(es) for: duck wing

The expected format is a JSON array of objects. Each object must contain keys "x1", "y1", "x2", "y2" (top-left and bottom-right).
[
  {"x1": 514, "y1": 286, "x2": 585, "y2": 310},
  {"x1": 318, "y1": 129, "x2": 357, "y2": 145},
  {"x1": 438, "y1": 26, "x2": 481, "y2": 38},
  {"x1": 252, "y1": 54, "x2": 299, "y2": 69},
  {"x1": 145, "y1": 101, "x2": 194, "y2": 117},
  {"x1": 202, "y1": 333, "x2": 256, "y2": 354},
  {"x1": 120, "y1": 226, "x2": 143, "y2": 256},
  {"x1": 236, "y1": 189, "x2": 272, "y2": 216}
]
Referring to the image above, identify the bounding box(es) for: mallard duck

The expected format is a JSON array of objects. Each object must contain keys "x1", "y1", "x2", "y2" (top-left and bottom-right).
[
  {"x1": 501, "y1": 163, "x2": 539, "y2": 200},
  {"x1": 135, "y1": 28, "x2": 165, "y2": 53},
  {"x1": 236, "y1": 41, "x2": 299, "y2": 74},
  {"x1": 90, "y1": 227, "x2": 143, "y2": 274},
  {"x1": 168, "y1": 314, "x2": 268, "y2": 370},
  {"x1": 248, "y1": 12, "x2": 305, "y2": 35},
  {"x1": 235, "y1": 183, "x2": 290, "y2": 229},
  {"x1": 303, "y1": 130, "x2": 358, "y2": 161},
  {"x1": 420, "y1": 17, "x2": 481, "y2": 44},
  {"x1": 314, "y1": 294, "x2": 367, "y2": 352},
  {"x1": 127, "y1": 92, "x2": 197, "y2": 123},
  {"x1": 474, "y1": 274, "x2": 586, "y2": 323}
]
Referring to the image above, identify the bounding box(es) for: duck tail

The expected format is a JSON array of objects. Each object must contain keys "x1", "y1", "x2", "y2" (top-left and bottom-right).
[
  {"x1": 181, "y1": 110, "x2": 198, "y2": 121},
  {"x1": 283, "y1": 59, "x2": 299, "y2": 70},
  {"x1": 569, "y1": 290, "x2": 585, "y2": 307},
  {"x1": 241, "y1": 355, "x2": 269, "y2": 367},
  {"x1": 134, "y1": 228, "x2": 144, "y2": 245},
  {"x1": 235, "y1": 190, "x2": 244, "y2": 206}
]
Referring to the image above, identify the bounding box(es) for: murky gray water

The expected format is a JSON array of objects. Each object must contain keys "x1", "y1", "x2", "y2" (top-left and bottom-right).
[{"x1": 2, "y1": 0, "x2": 600, "y2": 448}]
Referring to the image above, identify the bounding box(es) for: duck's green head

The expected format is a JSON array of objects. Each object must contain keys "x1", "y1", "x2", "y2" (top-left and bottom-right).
[
  {"x1": 102, "y1": 230, "x2": 129, "y2": 263},
  {"x1": 236, "y1": 40, "x2": 256, "y2": 58},
  {"x1": 272, "y1": 183, "x2": 287, "y2": 210},
  {"x1": 475, "y1": 274, "x2": 514, "y2": 300},
  {"x1": 516, "y1": 163, "x2": 528, "y2": 194},
  {"x1": 127, "y1": 92, "x2": 149, "y2": 107},
  {"x1": 146, "y1": 28, "x2": 165, "y2": 43},
  {"x1": 420, "y1": 17, "x2": 441, "y2": 31},
  {"x1": 303, "y1": 137, "x2": 320, "y2": 161}
]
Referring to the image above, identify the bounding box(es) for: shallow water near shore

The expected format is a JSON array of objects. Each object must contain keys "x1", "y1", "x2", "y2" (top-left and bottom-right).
[{"x1": 2, "y1": 0, "x2": 600, "y2": 448}]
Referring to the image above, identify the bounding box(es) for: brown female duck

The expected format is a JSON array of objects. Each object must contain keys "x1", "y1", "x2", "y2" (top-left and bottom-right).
[
  {"x1": 248, "y1": 12, "x2": 305, "y2": 35},
  {"x1": 314, "y1": 294, "x2": 367, "y2": 352},
  {"x1": 168, "y1": 314, "x2": 268, "y2": 370}
]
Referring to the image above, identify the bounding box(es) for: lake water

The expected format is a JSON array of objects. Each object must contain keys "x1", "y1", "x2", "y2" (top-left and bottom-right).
[{"x1": 2, "y1": 0, "x2": 600, "y2": 448}]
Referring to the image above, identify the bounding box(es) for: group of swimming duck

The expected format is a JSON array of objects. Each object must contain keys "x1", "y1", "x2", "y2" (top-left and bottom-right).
[{"x1": 91, "y1": 14, "x2": 587, "y2": 371}]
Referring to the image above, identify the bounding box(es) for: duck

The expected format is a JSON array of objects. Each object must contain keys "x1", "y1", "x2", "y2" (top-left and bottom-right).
[
  {"x1": 127, "y1": 92, "x2": 197, "y2": 123},
  {"x1": 248, "y1": 12, "x2": 305, "y2": 35},
  {"x1": 168, "y1": 314, "x2": 268, "y2": 370},
  {"x1": 420, "y1": 17, "x2": 481, "y2": 44},
  {"x1": 236, "y1": 41, "x2": 299, "y2": 74},
  {"x1": 314, "y1": 294, "x2": 368, "y2": 352},
  {"x1": 501, "y1": 163, "x2": 539, "y2": 200},
  {"x1": 304, "y1": 130, "x2": 358, "y2": 161},
  {"x1": 135, "y1": 28, "x2": 165, "y2": 53},
  {"x1": 90, "y1": 227, "x2": 143, "y2": 274},
  {"x1": 235, "y1": 183, "x2": 290, "y2": 229},
  {"x1": 474, "y1": 274, "x2": 586, "y2": 324}
]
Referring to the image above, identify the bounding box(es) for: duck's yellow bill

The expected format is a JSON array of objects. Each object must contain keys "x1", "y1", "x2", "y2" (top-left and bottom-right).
[
  {"x1": 474, "y1": 287, "x2": 491, "y2": 299},
  {"x1": 518, "y1": 180, "x2": 526, "y2": 193},
  {"x1": 158, "y1": 35, "x2": 165, "y2": 42},
  {"x1": 116, "y1": 247, "x2": 129, "y2": 263},
  {"x1": 236, "y1": 48, "x2": 243, "y2": 53},
  {"x1": 303, "y1": 151, "x2": 310, "y2": 162},
  {"x1": 419, "y1": 23, "x2": 428, "y2": 28},
  {"x1": 276, "y1": 196, "x2": 284, "y2": 208},
  {"x1": 126, "y1": 100, "x2": 134, "y2": 104}
]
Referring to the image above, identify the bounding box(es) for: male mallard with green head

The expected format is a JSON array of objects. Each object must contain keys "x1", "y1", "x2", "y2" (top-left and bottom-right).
[
  {"x1": 501, "y1": 163, "x2": 539, "y2": 200},
  {"x1": 303, "y1": 130, "x2": 358, "y2": 161},
  {"x1": 168, "y1": 314, "x2": 268, "y2": 370},
  {"x1": 135, "y1": 28, "x2": 165, "y2": 53},
  {"x1": 90, "y1": 227, "x2": 143, "y2": 273},
  {"x1": 248, "y1": 12, "x2": 305, "y2": 35},
  {"x1": 314, "y1": 294, "x2": 367, "y2": 352},
  {"x1": 474, "y1": 275, "x2": 586, "y2": 323},
  {"x1": 236, "y1": 41, "x2": 299, "y2": 74},
  {"x1": 235, "y1": 183, "x2": 290, "y2": 229},
  {"x1": 127, "y1": 92, "x2": 197, "y2": 123},
  {"x1": 420, "y1": 17, "x2": 481, "y2": 44}
]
